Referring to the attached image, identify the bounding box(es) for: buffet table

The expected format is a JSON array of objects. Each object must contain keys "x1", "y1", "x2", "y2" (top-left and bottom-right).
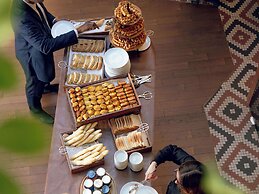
[{"x1": 44, "y1": 43, "x2": 155, "y2": 194}]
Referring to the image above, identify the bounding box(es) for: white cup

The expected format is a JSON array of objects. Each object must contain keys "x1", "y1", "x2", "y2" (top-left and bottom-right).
[
  {"x1": 114, "y1": 150, "x2": 128, "y2": 170},
  {"x1": 129, "y1": 152, "x2": 144, "y2": 172}
]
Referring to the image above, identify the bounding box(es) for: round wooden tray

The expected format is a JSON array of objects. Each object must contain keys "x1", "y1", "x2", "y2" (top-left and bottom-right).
[{"x1": 79, "y1": 173, "x2": 117, "y2": 194}]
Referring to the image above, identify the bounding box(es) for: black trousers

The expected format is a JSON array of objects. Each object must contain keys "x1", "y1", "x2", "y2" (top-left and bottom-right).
[{"x1": 25, "y1": 74, "x2": 46, "y2": 110}]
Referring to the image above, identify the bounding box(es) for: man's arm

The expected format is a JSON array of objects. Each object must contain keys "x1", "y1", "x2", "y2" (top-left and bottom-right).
[
  {"x1": 154, "y1": 144, "x2": 196, "y2": 166},
  {"x1": 18, "y1": 20, "x2": 78, "y2": 55}
]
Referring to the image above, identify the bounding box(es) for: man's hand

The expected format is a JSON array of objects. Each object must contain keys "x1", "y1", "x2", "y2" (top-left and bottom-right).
[
  {"x1": 77, "y1": 22, "x2": 99, "y2": 34},
  {"x1": 145, "y1": 161, "x2": 158, "y2": 181}
]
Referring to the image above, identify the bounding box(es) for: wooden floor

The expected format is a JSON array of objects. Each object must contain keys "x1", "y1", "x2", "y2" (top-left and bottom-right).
[{"x1": 0, "y1": 1, "x2": 235, "y2": 194}]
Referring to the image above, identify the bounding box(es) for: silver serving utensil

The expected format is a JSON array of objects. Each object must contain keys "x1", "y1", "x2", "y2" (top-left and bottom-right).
[{"x1": 138, "y1": 91, "x2": 152, "y2": 100}]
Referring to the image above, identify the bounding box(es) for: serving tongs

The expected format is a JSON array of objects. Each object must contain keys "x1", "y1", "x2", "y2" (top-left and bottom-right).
[{"x1": 130, "y1": 73, "x2": 152, "y2": 88}]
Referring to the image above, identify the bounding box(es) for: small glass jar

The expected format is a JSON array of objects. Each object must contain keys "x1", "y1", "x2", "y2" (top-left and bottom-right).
[
  {"x1": 94, "y1": 179, "x2": 103, "y2": 190},
  {"x1": 96, "y1": 167, "x2": 106, "y2": 177},
  {"x1": 83, "y1": 188, "x2": 92, "y2": 194},
  {"x1": 102, "y1": 175, "x2": 111, "y2": 186},
  {"x1": 102, "y1": 185, "x2": 110, "y2": 194},
  {"x1": 84, "y1": 179, "x2": 94, "y2": 191},
  {"x1": 93, "y1": 190, "x2": 102, "y2": 194},
  {"x1": 87, "y1": 170, "x2": 96, "y2": 179}
]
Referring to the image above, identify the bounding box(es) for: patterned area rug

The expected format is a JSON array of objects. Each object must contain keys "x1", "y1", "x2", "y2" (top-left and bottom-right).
[{"x1": 204, "y1": 0, "x2": 259, "y2": 194}]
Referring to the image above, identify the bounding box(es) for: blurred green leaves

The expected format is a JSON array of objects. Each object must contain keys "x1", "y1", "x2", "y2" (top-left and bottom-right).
[
  {"x1": 0, "y1": 0, "x2": 12, "y2": 45},
  {"x1": 0, "y1": 116, "x2": 48, "y2": 154},
  {"x1": 202, "y1": 163, "x2": 244, "y2": 194},
  {"x1": 0, "y1": 169, "x2": 22, "y2": 194},
  {"x1": 0, "y1": 53, "x2": 17, "y2": 90}
]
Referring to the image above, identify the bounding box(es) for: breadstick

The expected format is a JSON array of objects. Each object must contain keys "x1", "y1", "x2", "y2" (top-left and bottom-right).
[
  {"x1": 64, "y1": 127, "x2": 84, "y2": 141},
  {"x1": 72, "y1": 128, "x2": 95, "y2": 147},
  {"x1": 65, "y1": 133, "x2": 85, "y2": 146},
  {"x1": 90, "y1": 122, "x2": 98, "y2": 129},
  {"x1": 71, "y1": 157, "x2": 95, "y2": 166},
  {"x1": 76, "y1": 134, "x2": 95, "y2": 147},
  {"x1": 73, "y1": 150, "x2": 92, "y2": 161},
  {"x1": 88, "y1": 133, "x2": 102, "y2": 143},
  {"x1": 95, "y1": 150, "x2": 109, "y2": 161},
  {"x1": 70, "y1": 143, "x2": 101, "y2": 160}
]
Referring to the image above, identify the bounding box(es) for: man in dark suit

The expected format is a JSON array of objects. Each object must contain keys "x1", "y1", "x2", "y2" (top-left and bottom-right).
[{"x1": 11, "y1": 0, "x2": 96, "y2": 124}]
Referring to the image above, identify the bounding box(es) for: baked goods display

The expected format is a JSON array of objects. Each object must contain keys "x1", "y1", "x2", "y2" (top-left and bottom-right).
[
  {"x1": 115, "y1": 130, "x2": 149, "y2": 151},
  {"x1": 72, "y1": 39, "x2": 105, "y2": 53},
  {"x1": 114, "y1": 0, "x2": 142, "y2": 26},
  {"x1": 70, "y1": 143, "x2": 109, "y2": 166},
  {"x1": 62, "y1": 122, "x2": 102, "y2": 147},
  {"x1": 67, "y1": 72, "x2": 101, "y2": 85},
  {"x1": 66, "y1": 37, "x2": 106, "y2": 87},
  {"x1": 71, "y1": 54, "x2": 103, "y2": 70},
  {"x1": 67, "y1": 77, "x2": 140, "y2": 125},
  {"x1": 110, "y1": 1, "x2": 147, "y2": 51},
  {"x1": 109, "y1": 114, "x2": 141, "y2": 135}
]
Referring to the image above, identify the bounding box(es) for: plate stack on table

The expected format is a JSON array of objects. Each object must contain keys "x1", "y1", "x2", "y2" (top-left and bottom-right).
[
  {"x1": 65, "y1": 36, "x2": 106, "y2": 86},
  {"x1": 104, "y1": 48, "x2": 131, "y2": 78},
  {"x1": 109, "y1": 1, "x2": 147, "y2": 51}
]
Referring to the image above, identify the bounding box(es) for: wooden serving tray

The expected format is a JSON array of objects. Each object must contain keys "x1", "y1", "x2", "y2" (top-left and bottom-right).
[
  {"x1": 64, "y1": 35, "x2": 108, "y2": 87},
  {"x1": 66, "y1": 73, "x2": 141, "y2": 127},
  {"x1": 109, "y1": 114, "x2": 152, "y2": 154},
  {"x1": 60, "y1": 131, "x2": 104, "y2": 174},
  {"x1": 79, "y1": 172, "x2": 117, "y2": 194}
]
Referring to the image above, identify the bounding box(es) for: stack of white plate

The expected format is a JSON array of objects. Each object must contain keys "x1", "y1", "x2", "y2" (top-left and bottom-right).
[{"x1": 104, "y1": 48, "x2": 131, "y2": 77}]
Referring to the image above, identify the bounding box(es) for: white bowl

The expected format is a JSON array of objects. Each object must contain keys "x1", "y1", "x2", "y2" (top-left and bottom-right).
[
  {"x1": 51, "y1": 20, "x2": 75, "y2": 38},
  {"x1": 129, "y1": 152, "x2": 144, "y2": 172},
  {"x1": 114, "y1": 150, "x2": 128, "y2": 170}
]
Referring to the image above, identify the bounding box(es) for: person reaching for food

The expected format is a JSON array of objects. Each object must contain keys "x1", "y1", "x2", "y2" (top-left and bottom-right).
[{"x1": 145, "y1": 145, "x2": 206, "y2": 194}]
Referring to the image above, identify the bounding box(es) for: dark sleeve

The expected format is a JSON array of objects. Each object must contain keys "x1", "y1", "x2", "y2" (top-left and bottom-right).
[
  {"x1": 154, "y1": 145, "x2": 196, "y2": 166},
  {"x1": 18, "y1": 20, "x2": 78, "y2": 55}
]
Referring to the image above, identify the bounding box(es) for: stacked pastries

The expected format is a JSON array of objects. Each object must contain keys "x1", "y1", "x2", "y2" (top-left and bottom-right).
[{"x1": 110, "y1": 1, "x2": 146, "y2": 51}]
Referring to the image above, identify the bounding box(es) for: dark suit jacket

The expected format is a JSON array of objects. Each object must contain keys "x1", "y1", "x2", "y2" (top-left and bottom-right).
[
  {"x1": 11, "y1": 0, "x2": 78, "y2": 82},
  {"x1": 154, "y1": 145, "x2": 197, "y2": 194}
]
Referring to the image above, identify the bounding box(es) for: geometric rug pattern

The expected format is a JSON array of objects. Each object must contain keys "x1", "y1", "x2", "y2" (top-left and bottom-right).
[{"x1": 204, "y1": 0, "x2": 259, "y2": 193}]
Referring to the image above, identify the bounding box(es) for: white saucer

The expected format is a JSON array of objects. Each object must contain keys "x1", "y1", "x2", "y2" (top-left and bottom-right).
[
  {"x1": 136, "y1": 185, "x2": 158, "y2": 194},
  {"x1": 138, "y1": 36, "x2": 151, "y2": 51},
  {"x1": 51, "y1": 20, "x2": 75, "y2": 38},
  {"x1": 120, "y1": 181, "x2": 143, "y2": 194}
]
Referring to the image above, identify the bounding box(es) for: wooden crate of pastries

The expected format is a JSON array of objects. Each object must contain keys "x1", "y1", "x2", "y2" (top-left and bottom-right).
[
  {"x1": 60, "y1": 122, "x2": 109, "y2": 173},
  {"x1": 109, "y1": 114, "x2": 152, "y2": 154},
  {"x1": 66, "y1": 74, "x2": 141, "y2": 127}
]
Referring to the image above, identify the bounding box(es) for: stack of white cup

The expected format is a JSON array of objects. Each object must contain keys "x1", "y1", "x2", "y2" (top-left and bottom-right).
[
  {"x1": 114, "y1": 150, "x2": 144, "y2": 172},
  {"x1": 104, "y1": 48, "x2": 131, "y2": 78}
]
